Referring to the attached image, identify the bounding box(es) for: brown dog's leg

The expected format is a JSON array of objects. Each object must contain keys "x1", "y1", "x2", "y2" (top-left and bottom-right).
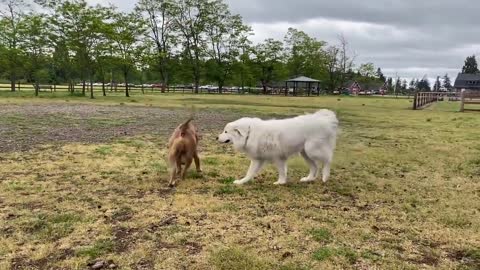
[
  {"x1": 181, "y1": 157, "x2": 193, "y2": 180},
  {"x1": 169, "y1": 162, "x2": 177, "y2": 187},
  {"x1": 194, "y1": 151, "x2": 202, "y2": 173}
]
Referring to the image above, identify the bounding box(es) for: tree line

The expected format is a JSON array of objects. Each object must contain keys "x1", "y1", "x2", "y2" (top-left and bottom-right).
[{"x1": 1, "y1": 0, "x2": 390, "y2": 98}]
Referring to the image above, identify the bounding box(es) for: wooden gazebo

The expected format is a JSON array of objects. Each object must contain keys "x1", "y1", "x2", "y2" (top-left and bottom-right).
[{"x1": 285, "y1": 76, "x2": 321, "y2": 96}]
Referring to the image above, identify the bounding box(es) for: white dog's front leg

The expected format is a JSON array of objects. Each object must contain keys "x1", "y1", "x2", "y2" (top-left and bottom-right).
[
  {"x1": 234, "y1": 160, "x2": 265, "y2": 185},
  {"x1": 273, "y1": 159, "x2": 288, "y2": 185}
]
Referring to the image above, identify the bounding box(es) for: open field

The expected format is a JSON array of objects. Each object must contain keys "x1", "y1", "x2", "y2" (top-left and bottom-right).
[{"x1": 0, "y1": 91, "x2": 479, "y2": 269}]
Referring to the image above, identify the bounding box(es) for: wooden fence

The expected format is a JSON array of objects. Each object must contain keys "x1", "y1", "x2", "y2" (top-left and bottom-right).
[
  {"x1": 0, "y1": 84, "x2": 286, "y2": 95},
  {"x1": 413, "y1": 92, "x2": 446, "y2": 110},
  {"x1": 460, "y1": 90, "x2": 480, "y2": 112}
]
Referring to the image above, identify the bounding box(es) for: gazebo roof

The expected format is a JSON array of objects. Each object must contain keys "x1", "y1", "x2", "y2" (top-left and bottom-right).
[{"x1": 286, "y1": 76, "x2": 320, "y2": 83}]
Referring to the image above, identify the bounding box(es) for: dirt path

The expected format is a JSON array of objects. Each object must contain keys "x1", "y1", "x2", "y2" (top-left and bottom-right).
[{"x1": 0, "y1": 103, "x2": 238, "y2": 153}]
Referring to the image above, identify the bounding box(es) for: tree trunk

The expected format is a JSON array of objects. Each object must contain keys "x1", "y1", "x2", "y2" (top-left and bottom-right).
[
  {"x1": 34, "y1": 81, "x2": 39, "y2": 97},
  {"x1": 124, "y1": 69, "x2": 130, "y2": 97},
  {"x1": 90, "y1": 78, "x2": 94, "y2": 99},
  {"x1": 102, "y1": 80, "x2": 106, "y2": 97},
  {"x1": 10, "y1": 74, "x2": 16, "y2": 92},
  {"x1": 218, "y1": 81, "x2": 224, "y2": 94},
  {"x1": 82, "y1": 81, "x2": 86, "y2": 96}
]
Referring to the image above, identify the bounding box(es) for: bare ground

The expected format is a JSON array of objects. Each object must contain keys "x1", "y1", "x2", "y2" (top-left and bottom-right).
[{"x1": 0, "y1": 103, "x2": 238, "y2": 153}]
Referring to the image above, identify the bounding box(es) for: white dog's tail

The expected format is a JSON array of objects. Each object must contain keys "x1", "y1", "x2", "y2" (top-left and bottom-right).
[
  {"x1": 315, "y1": 109, "x2": 338, "y2": 128},
  {"x1": 315, "y1": 110, "x2": 339, "y2": 149}
]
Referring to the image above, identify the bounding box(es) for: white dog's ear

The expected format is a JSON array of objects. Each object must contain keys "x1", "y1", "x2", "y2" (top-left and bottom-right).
[
  {"x1": 233, "y1": 128, "x2": 244, "y2": 137},
  {"x1": 233, "y1": 125, "x2": 249, "y2": 137}
]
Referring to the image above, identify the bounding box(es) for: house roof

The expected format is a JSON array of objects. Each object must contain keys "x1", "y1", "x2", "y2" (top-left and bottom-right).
[
  {"x1": 454, "y1": 73, "x2": 480, "y2": 89},
  {"x1": 286, "y1": 76, "x2": 320, "y2": 83}
]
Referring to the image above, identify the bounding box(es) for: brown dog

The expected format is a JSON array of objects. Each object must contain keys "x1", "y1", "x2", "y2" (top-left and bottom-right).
[{"x1": 167, "y1": 118, "x2": 201, "y2": 187}]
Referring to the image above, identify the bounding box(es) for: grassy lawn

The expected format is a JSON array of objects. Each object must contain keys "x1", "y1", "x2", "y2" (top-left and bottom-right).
[{"x1": 0, "y1": 91, "x2": 479, "y2": 269}]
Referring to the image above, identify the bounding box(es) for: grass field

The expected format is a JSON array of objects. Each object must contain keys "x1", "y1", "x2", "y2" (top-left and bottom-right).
[{"x1": 0, "y1": 91, "x2": 479, "y2": 270}]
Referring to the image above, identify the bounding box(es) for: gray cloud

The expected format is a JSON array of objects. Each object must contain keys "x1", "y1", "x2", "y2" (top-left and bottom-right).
[{"x1": 89, "y1": 0, "x2": 480, "y2": 81}]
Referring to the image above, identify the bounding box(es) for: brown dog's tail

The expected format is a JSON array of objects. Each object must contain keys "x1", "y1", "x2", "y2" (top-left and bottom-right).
[{"x1": 179, "y1": 117, "x2": 193, "y2": 136}]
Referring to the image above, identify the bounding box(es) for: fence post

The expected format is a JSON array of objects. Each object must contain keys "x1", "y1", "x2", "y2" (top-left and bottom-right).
[
  {"x1": 413, "y1": 92, "x2": 418, "y2": 110},
  {"x1": 460, "y1": 90, "x2": 465, "y2": 112}
]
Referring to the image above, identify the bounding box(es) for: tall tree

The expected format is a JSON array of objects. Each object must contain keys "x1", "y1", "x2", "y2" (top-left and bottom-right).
[
  {"x1": 0, "y1": 0, "x2": 29, "y2": 91},
  {"x1": 252, "y1": 38, "x2": 285, "y2": 94},
  {"x1": 284, "y1": 28, "x2": 327, "y2": 80},
  {"x1": 205, "y1": 2, "x2": 251, "y2": 93},
  {"x1": 376, "y1": 67, "x2": 386, "y2": 82},
  {"x1": 337, "y1": 35, "x2": 355, "y2": 90},
  {"x1": 409, "y1": 78, "x2": 416, "y2": 90},
  {"x1": 173, "y1": 0, "x2": 210, "y2": 94},
  {"x1": 433, "y1": 76, "x2": 441, "y2": 91},
  {"x1": 443, "y1": 73, "x2": 452, "y2": 91},
  {"x1": 358, "y1": 63, "x2": 375, "y2": 77},
  {"x1": 325, "y1": 46, "x2": 339, "y2": 92},
  {"x1": 401, "y1": 79, "x2": 407, "y2": 90},
  {"x1": 19, "y1": 14, "x2": 50, "y2": 96},
  {"x1": 462, "y1": 55, "x2": 479, "y2": 74},
  {"x1": 386, "y1": 77, "x2": 393, "y2": 92},
  {"x1": 136, "y1": 0, "x2": 176, "y2": 92},
  {"x1": 109, "y1": 12, "x2": 147, "y2": 97},
  {"x1": 417, "y1": 76, "x2": 431, "y2": 91}
]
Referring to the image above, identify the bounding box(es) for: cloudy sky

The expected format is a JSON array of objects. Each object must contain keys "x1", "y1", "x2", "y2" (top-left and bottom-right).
[{"x1": 87, "y1": 0, "x2": 479, "y2": 81}]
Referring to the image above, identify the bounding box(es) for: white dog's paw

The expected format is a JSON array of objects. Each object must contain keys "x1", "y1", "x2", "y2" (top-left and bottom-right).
[
  {"x1": 233, "y1": 180, "x2": 245, "y2": 185},
  {"x1": 273, "y1": 180, "x2": 287, "y2": 185},
  {"x1": 300, "y1": 177, "x2": 316, "y2": 183}
]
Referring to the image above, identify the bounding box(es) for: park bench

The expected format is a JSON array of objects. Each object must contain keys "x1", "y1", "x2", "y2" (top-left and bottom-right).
[{"x1": 460, "y1": 90, "x2": 480, "y2": 112}]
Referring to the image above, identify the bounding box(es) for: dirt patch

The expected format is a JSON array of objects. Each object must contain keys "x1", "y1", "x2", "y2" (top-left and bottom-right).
[
  {"x1": 130, "y1": 259, "x2": 154, "y2": 270},
  {"x1": 185, "y1": 241, "x2": 203, "y2": 255},
  {"x1": 147, "y1": 215, "x2": 177, "y2": 233},
  {"x1": 447, "y1": 249, "x2": 480, "y2": 268},
  {"x1": 11, "y1": 249, "x2": 74, "y2": 270},
  {"x1": 113, "y1": 226, "x2": 139, "y2": 253},
  {"x1": 0, "y1": 103, "x2": 239, "y2": 153}
]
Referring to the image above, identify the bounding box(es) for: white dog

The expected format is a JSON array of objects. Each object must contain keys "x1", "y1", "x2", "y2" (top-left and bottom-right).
[{"x1": 217, "y1": 109, "x2": 338, "y2": 185}]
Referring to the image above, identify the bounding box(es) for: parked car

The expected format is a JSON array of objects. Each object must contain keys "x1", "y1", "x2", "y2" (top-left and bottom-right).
[
  {"x1": 152, "y1": 83, "x2": 163, "y2": 88},
  {"x1": 199, "y1": 85, "x2": 212, "y2": 90}
]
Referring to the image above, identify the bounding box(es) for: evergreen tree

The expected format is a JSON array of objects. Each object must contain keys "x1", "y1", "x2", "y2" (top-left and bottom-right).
[
  {"x1": 443, "y1": 73, "x2": 452, "y2": 91},
  {"x1": 462, "y1": 55, "x2": 479, "y2": 74},
  {"x1": 386, "y1": 77, "x2": 393, "y2": 92},
  {"x1": 401, "y1": 79, "x2": 407, "y2": 90},
  {"x1": 376, "y1": 67, "x2": 386, "y2": 82},
  {"x1": 409, "y1": 78, "x2": 416, "y2": 90},
  {"x1": 417, "y1": 78, "x2": 431, "y2": 91},
  {"x1": 433, "y1": 76, "x2": 441, "y2": 91}
]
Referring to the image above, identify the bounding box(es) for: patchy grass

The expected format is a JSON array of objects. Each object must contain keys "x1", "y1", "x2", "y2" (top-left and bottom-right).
[{"x1": 0, "y1": 93, "x2": 479, "y2": 269}]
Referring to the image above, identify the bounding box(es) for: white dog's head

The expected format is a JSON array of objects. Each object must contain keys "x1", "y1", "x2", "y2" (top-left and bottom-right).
[{"x1": 217, "y1": 118, "x2": 256, "y2": 150}]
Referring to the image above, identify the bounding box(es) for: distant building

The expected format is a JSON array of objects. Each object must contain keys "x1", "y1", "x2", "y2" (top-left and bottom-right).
[
  {"x1": 454, "y1": 73, "x2": 480, "y2": 92},
  {"x1": 343, "y1": 80, "x2": 387, "y2": 95}
]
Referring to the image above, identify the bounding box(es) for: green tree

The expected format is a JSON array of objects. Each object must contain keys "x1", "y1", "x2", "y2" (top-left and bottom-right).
[
  {"x1": 358, "y1": 63, "x2": 375, "y2": 77},
  {"x1": 109, "y1": 12, "x2": 147, "y2": 97},
  {"x1": 284, "y1": 28, "x2": 327, "y2": 80},
  {"x1": 386, "y1": 77, "x2": 393, "y2": 92},
  {"x1": 409, "y1": 78, "x2": 416, "y2": 90},
  {"x1": 136, "y1": 0, "x2": 176, "y2": 92},
  {"x1": 0, "y1": 0, "x2": 29, "y2": 91},
  {"x1": 19, "y1": 14, "x2": 50, "y2": 96},
  {"x1": 401, "y1": 79, "x2": 407, "y2": 91},
  {"x1": 433, "y1": 76, "x2": 441, "y2": 91},
  {"x1": 173, "y1": 0, "x2": 210, "y2": 93},
  {"x1": 462, "y1": 55, "x2": 479, "y2": 74},
  {"x1": 376, "y1": 68, "x2": 386, "y2": 82},
  {"x1": 204, "y1": 2, "x2": 251, "y2": 93},
  {"x1": 443, "y1": 73, "x2": 452, "y2": 91},
  {"x1": 252, "y1": 38, "x2": 285, "y2": 94}
]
